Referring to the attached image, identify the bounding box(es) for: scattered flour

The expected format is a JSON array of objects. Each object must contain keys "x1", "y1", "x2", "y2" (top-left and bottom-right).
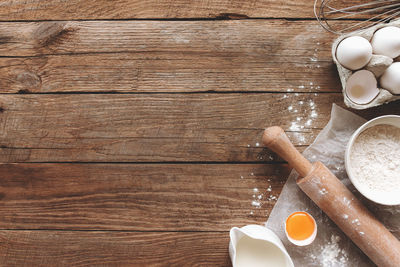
[
  {"x1": 350, "y1": 124, "x2": 400, "y2": 193},
  {"x1": 343, "y1": 197, "x2": 351, "y2": 206},
  {"x1": 251, "y1": 200, "x2": 261, "y2": 208},
  {"x1": 285, "y1": 97, "x2": 318, "y2": 147},
  {"x1": 250, "y1": 183, "x2": 276, "y2": 211},
  {"x1": 311, "y1": 110, "x2": 318, "y2": 118},
  {"x1": 319, "y1": 188, "x2": 328, "y2": 195},
  {"x1": 318, "y1": 235, "x2": 348, "y2": 267}
]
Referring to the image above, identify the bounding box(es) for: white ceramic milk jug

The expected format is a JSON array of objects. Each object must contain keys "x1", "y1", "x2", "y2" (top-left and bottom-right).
[{"x1": 229, "y1": 225, "x2": 294, "y2": 267}]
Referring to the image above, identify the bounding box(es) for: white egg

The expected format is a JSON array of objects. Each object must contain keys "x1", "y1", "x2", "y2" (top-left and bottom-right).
[
  {"x1": 336, "y1": 36, "x2": 372, "y2": 70},
  {"x1": 380, "y1": 62, "x2": 400, "y2": 94},
  {"x1": 346, "y1": 70, "x2": 379, "y2": 104},
  {"x1": 371, "y1": 26, "x2": 400, "y2": 58}
]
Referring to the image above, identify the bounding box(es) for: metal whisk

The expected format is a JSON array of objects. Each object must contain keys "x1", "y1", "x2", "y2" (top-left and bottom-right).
[{"x1": 314, "y1": 0, "x2": 400, "y2": 34}]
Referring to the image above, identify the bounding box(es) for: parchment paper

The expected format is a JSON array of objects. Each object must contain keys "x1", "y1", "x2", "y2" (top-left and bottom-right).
[{"x1": 266, "y1": 104, "x2": 400, "y2": 267}]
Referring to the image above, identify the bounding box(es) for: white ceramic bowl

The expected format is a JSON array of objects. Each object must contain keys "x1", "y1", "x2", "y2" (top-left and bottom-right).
[{"x1": 345, "y1": 115, "x2": 400, "y2": 205}]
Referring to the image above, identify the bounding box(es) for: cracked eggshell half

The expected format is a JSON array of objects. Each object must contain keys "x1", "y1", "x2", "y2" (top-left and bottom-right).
[
  {"x1": 346, "y1": 70, "x2": 379, "y2": 105},
  {"x1": 336, "y1": 36, "x2": 372, "y2": 70},
  {"x1": 371, "y1": 26, "x2": 400, "y2": 58},
  {"x1": 380, "y1": 62, "x2": 400, "y2": 95}
]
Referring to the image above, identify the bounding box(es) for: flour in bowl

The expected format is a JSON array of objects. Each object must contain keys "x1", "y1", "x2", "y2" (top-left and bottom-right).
[{"x1": 350, "y1": 124, "x2": 400, "y2": 193}]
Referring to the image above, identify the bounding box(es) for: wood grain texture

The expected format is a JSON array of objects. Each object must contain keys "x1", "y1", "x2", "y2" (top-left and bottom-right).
[
  {"x1": 0, "y1": 0, "x2": 313, "y2": 20},
  {"x1": 0, "y1": 93, "x2": 354, "y2": 163},
  {"x1": 0, "y1": 93, "x2": 398, "y2": 163},
  {"x1": 0, "y1": 230, "x2": 231, "y2": 266},
  {"x1": 0, "y1": 163, "x2": 288, "y2": 230},
  {"x1": 0, "y1": 0, "x2": 372, "y2": 20},
  {"x1": 0, "y1": 20, "x2": 341, "y2": 93}
]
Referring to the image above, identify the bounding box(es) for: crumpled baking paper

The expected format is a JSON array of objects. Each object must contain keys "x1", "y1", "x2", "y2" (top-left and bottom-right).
[{"x1": 266, "y1": 104, "x2": 400, "y2": 267}]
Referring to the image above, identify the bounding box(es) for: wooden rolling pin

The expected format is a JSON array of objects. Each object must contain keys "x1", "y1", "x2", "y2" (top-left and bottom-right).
[{"x1": 263, "y1": 126, "x2": 400, "y2": 267}]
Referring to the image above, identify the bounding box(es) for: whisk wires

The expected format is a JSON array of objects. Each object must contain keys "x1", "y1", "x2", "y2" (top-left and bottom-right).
[{"x1": 314, "y1": 0, "x2": 400, "y2": 34}]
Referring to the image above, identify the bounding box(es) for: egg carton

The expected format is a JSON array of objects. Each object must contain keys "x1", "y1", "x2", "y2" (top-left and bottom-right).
[{"x1": 332, "y1": 19, "x2": 400, "y2": 110}]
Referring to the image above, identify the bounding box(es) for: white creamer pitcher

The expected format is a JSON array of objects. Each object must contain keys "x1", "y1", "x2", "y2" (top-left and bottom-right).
[{"x1": 229, "y1": 225, "x2": 294, "y2": 267}]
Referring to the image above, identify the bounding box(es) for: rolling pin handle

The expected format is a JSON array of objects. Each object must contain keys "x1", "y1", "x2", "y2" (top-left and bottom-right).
[{"x1": 262, "y1": 126, "x2": 313, "y2": 177}]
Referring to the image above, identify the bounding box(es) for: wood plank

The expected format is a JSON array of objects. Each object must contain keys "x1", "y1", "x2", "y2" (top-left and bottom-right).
[
  {"x1": 0, "y1": 230, "x2": 231, "y2": 266},
  {"x1": 0, "y1": 93, "x2": 360, "y2": 163},
  {"x1": 0, "y1": 0, "x2": 357, "y2": 20},
  {"x1": 0, "y1": 0, "x2": 372, "y2": 20},
  {"x1": 0, "y1": 93, "x2": 398, "y2": 163},
  {"x1": 0, "y1": 163, "x2": 289, "y2": 230},
  {"x1": 0, "y1": 20, "x2": 342, "y2": 93}
]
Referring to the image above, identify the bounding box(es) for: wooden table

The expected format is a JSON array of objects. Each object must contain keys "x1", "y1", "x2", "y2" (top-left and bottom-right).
[{"x1": 0, "y1": 1, "x2": 399, "y2": 266}]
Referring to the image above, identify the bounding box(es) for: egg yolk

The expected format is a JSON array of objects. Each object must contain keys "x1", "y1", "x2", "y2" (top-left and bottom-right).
[{"x1": 286, "y1": 212, "x2": 315, "y2": 241}]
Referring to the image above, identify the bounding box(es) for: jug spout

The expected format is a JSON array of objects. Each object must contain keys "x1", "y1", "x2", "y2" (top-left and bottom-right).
[
  {"x1": 229, "y1": 227, "x2": 244, "y2": 264},
  {"x1": 229, "y1": 227, "x2": 243, "y2": 247}
]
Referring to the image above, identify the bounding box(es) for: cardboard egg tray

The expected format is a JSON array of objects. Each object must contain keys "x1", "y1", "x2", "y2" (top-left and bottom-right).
[{"x1": 332, "y1": 19, "x2": 400, "y2": 110}]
